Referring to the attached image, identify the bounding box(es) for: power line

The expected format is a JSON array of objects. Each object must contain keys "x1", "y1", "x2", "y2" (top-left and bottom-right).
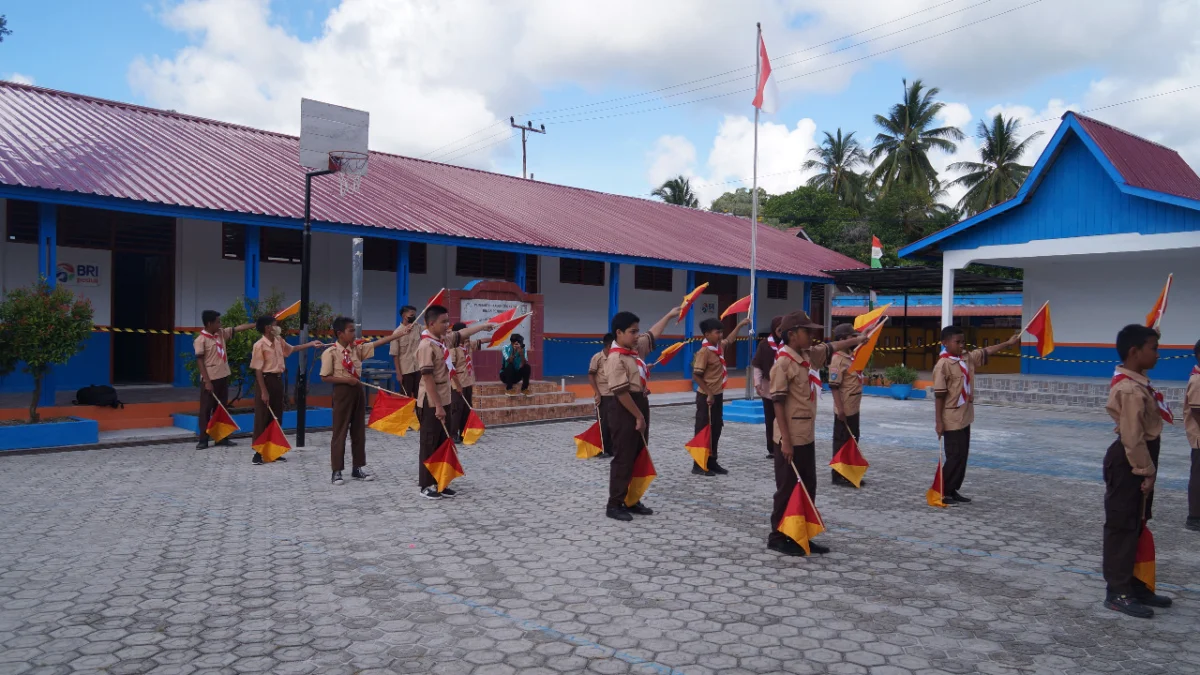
[
  {"x1": 420, "y1": 121, "x2": 507, "y2": 161},
  {"x1": 437, "y1": 129, "x2": 515, "y2": 163}
]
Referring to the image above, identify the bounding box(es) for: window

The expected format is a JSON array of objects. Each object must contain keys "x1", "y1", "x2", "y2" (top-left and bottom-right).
[
  {"x1": 5, "y1": 200, "x2": 38, "y2": 243},
  {"x1": 363, "y1": 240, "x2": 428, "y2": 274},
  {"x1": 634, "y1": 265, "x2": 673, "y2": 292},
  {"x1": 456, "y1": 247, "x2": 538, "y2": 293},
  {"x1": 766, "y1": 278, "x2": 788, "y2": 300},
  {"x1": 261, "y1": 227, "x2": 303, "y2": 264},
  {"x1": 559, "y1": 258, "x2": 605, "y2": 286},
  {"x1": 222, "y1": 222, "x2": 245, "y2": 260}
]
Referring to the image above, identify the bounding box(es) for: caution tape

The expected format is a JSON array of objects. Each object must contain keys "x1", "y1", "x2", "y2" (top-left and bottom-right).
[{"x1": 94, "y1": 326, "x2": 197, "y2": 336}]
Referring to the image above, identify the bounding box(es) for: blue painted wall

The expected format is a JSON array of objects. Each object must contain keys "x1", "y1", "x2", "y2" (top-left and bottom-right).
[
  {"x1": 944, "y1": 135, "x2": 1200, "y2": 251},
  {"x1": 543, "y1": 336, "x2": 752, "y2": 378},
  {"x1": 0, "y1": 332, "x2": 111, "y2": 394},
  {"x1": 1022, "y1": 344, "x2": 1195, "y2": 381},
  {"x1": 832, "y1": 293, "x2": 1022, "y2": 308}
]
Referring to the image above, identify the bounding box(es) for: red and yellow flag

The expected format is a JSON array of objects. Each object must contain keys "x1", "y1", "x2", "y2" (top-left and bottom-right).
[
  {"x1": 1023, "y1": 301, "x2": 1055, "y2": 356},
  {"x1": 461, "y1": 409, "x2": 485, "y2": 445},
  {"x1": 829, "y1": 435, "x2": 869, "y2": 488},
  {"x1": 252, "y1": 419, "x2": 291, "y2": 462},
  {"x1": 684, "y1": 425, "x2": 711, "y2": 471},
  {"x1": 850, "y1": 322, "x2": 885, "y2": 372},
  {"x1": 1133, "y1": 522, "x2": 1156, "y2": 592},
  {"x1": 719, "y1": 295, "x2": 752, "y2": 320},
  {"x1": 487, "y1": 313, "x2": 531, "y2": 347},
  {"x1": 1145, "y1": 274, "x2": 1172, "y2": 331},
  {"x1": 853, "y1": 303, "x2": 892, "y2": 332},
  {"x1": 624, "y1": 447, "x2": 657, "y2": 507},
  {"x1": 368, "y1": 391, "x2": 418, "y2": 437},
  {"x1": 205, "y1": 402, "x2": 239, "y2": 444},
  {"x1": 487, "y1": 306, "x2": 518, "y2": 324},
  {"x1": 424, "y1": 438, "x2": 464, "y2": 492},
  {"x1": 677, "y1": 282, "x2": 710, "y2": 323},
  {"x1": 776, "y1": 480, "x2": 825, "y2": 554},
  {"x1": 275, "y1": 300, "x2": 301, "y2": 322},
  {"x1": 927, "y1": 457, "x2": 948, "y2": 508},
  {"x1": 574, "y1": 421, "x2": 604, "y2": 459},
  {"x1": 653, "y1": 342, "x2": 685, "y2": 367}
]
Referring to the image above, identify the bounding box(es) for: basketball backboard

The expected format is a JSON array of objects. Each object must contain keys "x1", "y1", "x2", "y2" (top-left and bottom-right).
[{"x1": 299, "y1": 98, "x2": 369, "y2": 172}]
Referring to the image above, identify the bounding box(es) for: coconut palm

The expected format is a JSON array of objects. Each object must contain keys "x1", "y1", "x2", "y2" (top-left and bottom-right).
[
  {"x1": 948, "y1": 113, "x2": 1045, "y2": 216},
  {"x1": 803, "y1": 129, "x2": 868, "y2": 209},
  {"x1": 652, "y1": 176, "x2": 700, "y2": 208},
  {"x1": 870, "y1": 79, "x2": 965, "y2": 195}
]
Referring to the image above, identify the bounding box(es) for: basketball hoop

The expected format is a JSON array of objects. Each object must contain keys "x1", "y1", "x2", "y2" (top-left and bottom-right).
[{"x1": 328, "y1": 150, "x2": 368, "y2": 196}]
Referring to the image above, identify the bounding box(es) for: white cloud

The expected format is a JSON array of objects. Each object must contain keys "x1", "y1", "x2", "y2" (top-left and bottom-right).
[
  {"x1": 646, "y1": 135, "x2": 698, "y2": 188},
  {"x1": 4, "y1": 73, "x2": 34, "y2": 85}
]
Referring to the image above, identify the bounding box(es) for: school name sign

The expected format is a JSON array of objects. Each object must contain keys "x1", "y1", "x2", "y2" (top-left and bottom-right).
[{"x1": 56, "y1": 262, "x2": 101, "y2": 286}]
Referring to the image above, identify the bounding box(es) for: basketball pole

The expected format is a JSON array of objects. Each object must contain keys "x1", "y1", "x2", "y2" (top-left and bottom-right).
[{"x1": 297, "y1": 167, "x2": 333, "y2": 448}]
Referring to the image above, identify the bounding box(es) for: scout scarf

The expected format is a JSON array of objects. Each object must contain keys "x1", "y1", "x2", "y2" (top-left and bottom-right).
[
  {"x1": 463, "y1": 347, "x2": 474, "y2": 377},
  {"x1": 939, "y1": 352, "x2": 971, "y2": 405},
  {"x1": 421, "y1": 330, "x2": 455, "y2": 374},
  {"x1": 609, "y1": 345, "x2": 648, "y2": 389},
  {"x1": 200, "y1": 330, "x2": 227, "y2": 362},
  {"x1": 1193, "y1": 366, "x2": 1200, "y2": 377},
  {"x1": 340, "y1": 344, "x2": 359, "y2": 379},
  {"x1": 702, "y1": 339, "x2": 727, "y2": 386},
  {"x1": 767, "y1": 335, "x2": 782, "y2": 360},
  {"x1": 778, "y1": 349, "x2": 822, "y2": 401},
  {"x1": 1111, "y1": 368, "x2": 1173, "y2": 424}
]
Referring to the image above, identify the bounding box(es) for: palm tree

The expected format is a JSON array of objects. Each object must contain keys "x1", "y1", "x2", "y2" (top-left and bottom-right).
[
  {"x1": 870, "y1": 79, "x2": 965, "y2": 195},
  {"x1": 948, "y1": 113, "x2": 1045, "y2": 216},
  {"x1": 652, "y1": 175, "x2": 700, "y2": 208},
  {"x1": 803, "y1": 129, "x2": 868, "y2": 209}
]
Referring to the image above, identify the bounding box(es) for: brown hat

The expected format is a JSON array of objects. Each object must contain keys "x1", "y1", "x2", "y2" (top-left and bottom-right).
[
  {"x1": 833, "y1": 323, "x2": 858, "y2": 340},
  {"x1": 769, "y1": 316, "x2": 783, "y2": 335},
  {"x1": 779, "y1": 310, "x2": 823, "y2": 334}
]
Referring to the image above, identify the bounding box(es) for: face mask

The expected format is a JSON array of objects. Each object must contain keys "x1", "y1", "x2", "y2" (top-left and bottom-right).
[{"x1": 404, "y1": 315, "x2": 415, "y2": 324}]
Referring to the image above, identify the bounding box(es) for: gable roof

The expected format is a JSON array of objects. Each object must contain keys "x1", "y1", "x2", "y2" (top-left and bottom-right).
[
  {"x1": 899, "y1": 112, "x2": 1200, "y2": 258},
  {"x1": 0, "y1": 81, "x2": 862, "y2": 280}
]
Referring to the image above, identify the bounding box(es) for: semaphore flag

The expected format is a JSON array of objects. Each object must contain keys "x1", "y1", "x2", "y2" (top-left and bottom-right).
[
  {"x1": 927, "y1": 456, "x2": 948, "y2": 508},
  {"x1": 871, "y1": 236, "x2": 883, "y2": 269},
  {"x1": 1023, "y1": 301, "x2": 1055, "y2": 357},
  {"x1": 424, "y1": 438, "x2": 464, "y2": 492},
  {"x1": 829, "y1": 434, "x2": 869, "y2": 488},
  {"x1": 461, "y1": 409, "x2": 485, "y2": 445},
  {"x1": 653, "y1": 342, "x2": 685, "y2": 367},
  {"x1": 776, "y1": 479, "x2": 824, "y2": 554},
  {"x1": 625, "y1": 447, "x2": 657, "y2": 507},
  {"x1": 275, "y1": 300, "x2": 301, "y2": 322},
  {"x1": 751, "y1": 32, "x2": 777, "y2": 114},
  {"x1": 684, "y1": 426, "x2": 711, "y2": 472},
  {"x1": 720, "y1": 295, "x2": 752, "y2": 320},
  {"x1": 426, "y1": 288, "x2": 447, "y2": 309},
  {"x1": 487, "y1": 313, "x2": 532, "y2": 348},
  {"x1": 487, "y1": 306, "x2": 518, "y2": 324},
  {"x1": 853, "y1": 303, "x2": 891, "y2": 332},
  {"x1": 205, "y1": 399, "x2": 239, "y2": 444},
  {"x1": 850, "y1": 321, "x2": 886, "y2": 372},
  {"x1": 1133, "y1": 522, "x2": 1156, "y2": 592},
  {"x1": 1145, "y1": 274, "x2": 1172, "y2": 331},
  {"x1": 677, "y1": 283, "x2": 710, "y2": 324},
  {"x1": 368, "y1": 391, "x2": 418, "y2": 436},
  {"x1": 574, "y1": 421, "x2": 604, "y2": 459},
  {"x1": 252, "y1": 418, "x2": 291, "y2": 462}
]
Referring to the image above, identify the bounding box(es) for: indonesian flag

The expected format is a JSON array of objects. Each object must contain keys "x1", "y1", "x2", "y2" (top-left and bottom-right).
[
  {"x1": 424, "y1": 438, "x2": 464, "y2": 492},
  {"x1": 685, "y1": 426, "x2": 711, "y2": 471},
  {"x1": 927, "y1": 457, "x2": 948, "y2": 508},
  {"x1": 751, "y1": 32, "x2": 777, "y2": 114},
  {"x1": 1023, "y1": 301, "x2": 1055, "y2": 356},
  {"x1": 368, "y1": 391, "x2": 418, "y2": 436},
  {"x1": 677, "y1": 282, "x2": 710, "y2": 324},
  {"x1": 1145, "y1": 274, "x2": 1172, "y2": 331},
  {"x1": 487, "y1": 312, "x2": 532, "y2": 348},
  {"x1": 653, "y1": 342, "x2": 685, "y2": 367},
  {"x1": 1133, "y1": 522, "x2": 1156, "y2": 592},
  {"x1": 829, "y1": 435, "x2": 869, "y2": 488},
  {"x1": 853, "y1": 304, "x2": 891, "y2": 332},
  {"x1": 205, "y1": 399, "x2": 240, "y2": 444},
  {"x1": 720, "y1": 294, "x2": 752, "y2": 320},
  {"x1": 624, "y1": 447, "x2": 657, "y2": 507},
  {"x1": 275, "y1": 300, "x2": 301, "y2": 322},
  {"x1": 775, "y1": 479, "x2": 825, "y2": 554},
  {"x1": 461, "y1": 409, "x2": 485, "y2": 445},
  {"x1": 574, "y1": 421, "x2": 604, "y2": 459},
  {"x1": 871, "y1": 236, "x2": 883, "y2": 269},
  {"x1": 252, "y1": 419, "x2": 291, "y2": 462}
]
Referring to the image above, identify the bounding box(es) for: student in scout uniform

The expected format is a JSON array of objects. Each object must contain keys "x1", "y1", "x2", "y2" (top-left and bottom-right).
[
  {"x1": 249, "y1": 316, "x2": 322, "y2": 465},
  {"x1": 449, "y1": 321, "x2": 485, "y2": 444},
  {"x1": 1102, "y1": 324, "x2": 1173, "y2": 618},
  {"x1": 194, "y1": 309, "x2": 255, "y2": 449},
  {"x1": 752, "y1": 316, "x2": 784, "y2": 459},
  {"x1": 828, "y1": 323, "x2": 864, "y2": 487},
  {"x1": 500, "y1": 334, "x2": 532, "y2": 397},
  {"x1": 320, "y1": 316, "x2": 411, "y2": 486},
  {"x1": 588, "y1": 333, "x2": 616, "y2": 458},
  {"x1": 768, "y1": 311, "x2": 866, "y2": 557},
  {"x1": 933, "y1": 326, "x2": 1021, "y2": 503},
  {"x1": 390, "y1": 304, "x2": 421, "y2": 397},
  {"x1": 1187, "y1": 339, "x2": 1200, "y2": 533},
  {"x1": 417, "y1": 305, "x2": 496, "y2": 500},
  {"x1": 604, "y1": 306, "x2": 680, "y2": 522},
  {"x1": 691, "y1": 316, "x2": 750, "y2": 476}
]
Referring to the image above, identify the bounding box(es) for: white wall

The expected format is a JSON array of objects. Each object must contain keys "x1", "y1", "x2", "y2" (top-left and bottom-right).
[{"x1": 175, "y1": 218, "x2": 244, "y2": 326}]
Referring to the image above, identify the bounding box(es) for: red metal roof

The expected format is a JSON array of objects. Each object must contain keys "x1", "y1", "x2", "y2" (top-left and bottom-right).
[
  {"x1": 1074, "y1": 113, "x2": 1200, "y2": 201},
  {"x1": 832, "y1": 305, "x2": 1020, "y2": 318},
  {"x1": 0, "y1": 82, "x2": 863, "y2": 279}
]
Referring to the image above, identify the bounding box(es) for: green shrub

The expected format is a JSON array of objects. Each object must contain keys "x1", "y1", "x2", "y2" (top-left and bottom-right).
[{"x1": 883, "y1": 364, "x2": 918, "y2": 385}]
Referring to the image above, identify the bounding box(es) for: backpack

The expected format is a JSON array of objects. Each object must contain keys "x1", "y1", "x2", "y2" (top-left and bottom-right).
[{"x1": 73, "y1": 384, "x2": 124, "y2": 409}]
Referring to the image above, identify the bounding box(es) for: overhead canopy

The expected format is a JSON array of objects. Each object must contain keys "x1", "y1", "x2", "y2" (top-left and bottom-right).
[{"x1": 821, "y1": 266, "x2": 1023, "y2": 293}]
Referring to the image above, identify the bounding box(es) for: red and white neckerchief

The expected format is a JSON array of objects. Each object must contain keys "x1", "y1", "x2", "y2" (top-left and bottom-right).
[
  {"x1": 610, "y1": 346, "x2": 648, "y2": 390},
  {"x1": 340, "y1": 344, "x2": 359, "y2": 380},
  {"x1": 200, "y1": 330, "x2": 227, "y2": 362},
  {"x1": 1111, "y1": 368, "x2": 1173, "y2": 424},
  {"x1": 702, "y1": 339, "x2": 727, "y2": 386},
  {"x1": 1192, "y1": 366, "x2": 1200, "y2": 377},
  {"x1": 463, "y1": 346, "x2": 474, "y2": 377},
  {"x1": 767, "y1": 335, "x2": 782, "y2": 360},
  {"x1": 421, "y1": 330, "x2": 455, "y2": 374},
  {"x1": 939, "y1": 351, "x2": 972, "y2": 405},
  {"x1": 778, "y1": 349, "x2": 822, "y2": 401}
]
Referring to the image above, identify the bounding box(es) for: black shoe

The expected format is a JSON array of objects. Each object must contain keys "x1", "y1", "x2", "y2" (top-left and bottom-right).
[
  {"x1": 606, "y1": 507, "x2": 633, "y2": 522},
  {"x1": 948, "y1": 491, "x2": 972, "y2": 503},
  {"x1": 1134, "y1": 589, "x2": 1173, "y2": 608},
  {"x1": 1104, "y1": 594, "x2": 1153, "y2": 619},
  {"x1": 454, "y1": 435, "x2": 464, "y2": 444},
  {"x1": 601, "y1": 451, "x2": 614, "y2": 458},
  {"x1": 765, "y1": 453, "x2": 775, "y2": 460},
  {"x1": 440, "y1": 488, "x2": 457, "y2": 499},
  {"x1": 217, "y1": 438, "x2": 236, "y2": 447},
  {"x1": 332, "y1": 471, "x2": 344, "y2": 486},
  {"x1": 625, "y1": 502, "x2": 653, "y2": 516},
  {"x1": 709, "y1": 462, "x2": 729, "y2": 475},
  {"x1": 351, "y1": 467, "x2": 375, "y2": 482},
  {"x1": 252, "y1": 453, "x2": 263, "y2": 465},
  {"x1": 196, "y1": 439, "x2": 209, "y2": 450},
  {"x1": 768, "y1": 539, "x2": 806, "y2": 557},
  {"x1": 1186, "y1": 517, "x2": 1200, "y2": 532},
  {"x1": 420, "y1": 486, "x2": 442, "y2": 500},
  {"x1": 691, "y1": 464, "x2": 715, "y2": 477},
  {"x1": 809, "y1": 541, "x2": 831, "y2": 555},
  {"x1": 275, "y1": 455, "x2": 287, "y2": 463}
]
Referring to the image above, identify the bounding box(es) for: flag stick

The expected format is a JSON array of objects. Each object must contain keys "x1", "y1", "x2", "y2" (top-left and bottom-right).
[
  {"x1": 842, "y1": 417, "x2": 858, "y2": 442},
  {"x1": 210, "y1": 390, "x2": 235, "y2": 419},
  {"x1": 1020, "y1": 300, "x2": 1050, "y2": 338},
  {"x1": 1140, "y1": 492, "x2": 1148, "y2": 522},
  {"x1": 707, "y1": 402, "x2": 713, "y2": 460},
  {"x1": 439, "y1": 419, "x2": 457, "y2": 448},
  {"x1": 416, "y1": 288, "x2": 446, "y2": 325},
  {"x1": 743, "y1": 21, "x2": 762, "y2": 402},
  {"x1": 789, "y1": 458, "x2": 802, "y2": 482},
  {"x1": 455, "y1": 387, "x2": 477, "y2": 411},
  {"x1": 359, "y1": 380, "x2": 408, "y2": 399}
]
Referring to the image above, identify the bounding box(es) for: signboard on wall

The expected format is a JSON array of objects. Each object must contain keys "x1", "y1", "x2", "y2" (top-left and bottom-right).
[
  {"x1": 56, "y1": 262, "x2": 102, "y2": 286},
  {"x1": 460, "y1": 299, "x2": 533, "y2": 351}
]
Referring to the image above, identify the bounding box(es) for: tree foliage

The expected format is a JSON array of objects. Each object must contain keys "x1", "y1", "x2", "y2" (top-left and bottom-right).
[
  {"x1": 803, "y1": 129, "x2": 869, "y2": 211},
  {"x1": 0, "y1": 16, "x2": 10, "y2": 43},
  {"x1": 948, "y1": 113, "x2": 1044, "y2": 216},
  {"x1": 652, "y1": 175, "x2": 700, "y2": 208},
  {"x1": 0, "y1": 281, "x2": 95, "y2": 423},
  {"x1": 709, "y1": 187, "x2": 768, "y2": 217},
  {"x1": 870, "y1": 79, "x2": 964, "y2": 195}
]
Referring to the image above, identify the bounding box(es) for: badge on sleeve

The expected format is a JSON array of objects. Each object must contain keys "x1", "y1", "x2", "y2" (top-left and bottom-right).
[{"x1": 829, "y1": 371, "x2": 839, "y2": 382}]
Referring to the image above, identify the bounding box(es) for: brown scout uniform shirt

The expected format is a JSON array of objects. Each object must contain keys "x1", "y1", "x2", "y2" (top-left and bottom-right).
[
  {"x1": 770, "y1": 343, "x2": 832, "y2": 447},
  {"x1": 451, "y1": 340, "x2": 481, "y2": 389},
  {"x1": 589, "y1": 351, "x2": 611, "y2": 396},
  {"x1": 319, "y1": 340, "x2": 377, "y2": 381},
  {"x1": 389, "y1": 323, "x2": 422, "y2": 374},
  {"x1": 250, "y1": 333, "x2": 294, "y2": 374},
  {"x1": 417, "y1": 330, "x2": 463, "y2": 408},
  {"x1": 605, "y1": 333, "x2": 655, "y2": 396},
  {"x1": 827, "y1": 351, "x2": 862, "y2": 416},
  {"x1": 692, "y1": 341, "x2": 729, "y2": 397},
  {"x1": 194, "y1": 327, "x2": 235, "y2": 381},
  {"x1": 1106, "y1": 366, "x2": 1162, "y2": 477},
  {"x1": 1186, "y1": 370, "x2": 1200, "y2": 449},
  {"x1": 932, "y1": 349, "x2": 988, "y2": 431}
]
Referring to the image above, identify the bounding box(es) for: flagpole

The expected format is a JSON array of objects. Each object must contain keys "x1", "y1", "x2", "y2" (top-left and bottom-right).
[{"x1": 745, "y1": 21, "x2": 762, "y2": 401}]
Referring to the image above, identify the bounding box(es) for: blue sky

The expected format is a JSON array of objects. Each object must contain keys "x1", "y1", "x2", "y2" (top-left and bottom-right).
[{"x1": 2, "y1": 0, "x2": 1195, "y2": 207}]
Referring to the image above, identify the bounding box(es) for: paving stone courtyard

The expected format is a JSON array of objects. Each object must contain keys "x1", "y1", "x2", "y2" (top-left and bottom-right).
[{"x1": 2, "y1": 397, "x2": 1198, "y2": 675}]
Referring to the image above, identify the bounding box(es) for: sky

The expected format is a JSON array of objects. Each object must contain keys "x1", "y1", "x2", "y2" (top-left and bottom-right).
[{"x1": 2, "y1": 0, "x2": 1199, "y2": 209}]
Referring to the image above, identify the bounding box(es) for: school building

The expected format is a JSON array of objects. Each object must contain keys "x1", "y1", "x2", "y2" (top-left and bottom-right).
[
  {"x1": 901, "y1": 111, "x2": 1200, "y2": 381},
  {"x1": 0, "y1": 81, "x2": 863, "y2": 400}
]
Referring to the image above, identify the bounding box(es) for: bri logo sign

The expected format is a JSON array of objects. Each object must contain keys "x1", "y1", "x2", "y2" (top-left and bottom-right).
[{"x1": 56, "y1": 262, "x2": 101, "y2": 286}]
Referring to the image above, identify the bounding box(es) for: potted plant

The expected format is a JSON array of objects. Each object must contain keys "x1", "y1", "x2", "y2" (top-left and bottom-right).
[
  {"x1": 883, "y1": 365, "x2": 918, "y2": 400},
  {"x1": 0, "y1": 281, "x2": 99, "y2": 450}
]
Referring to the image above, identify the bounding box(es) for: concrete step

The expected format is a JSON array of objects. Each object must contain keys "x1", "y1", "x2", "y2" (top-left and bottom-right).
[
  {"x1": 973, "y1": 376, "x2": 1184, "y2": 420},
  {"x1": 473, "y1": 380, "x2": 560, "y2": 396},
  {"x1": 478, "y1": 401, "x2": 595, "y2": 426},
  {"x1": 724, "y1": 399, "x2": 765, "y2": 424},
  {"x1": 473, "y1": 391, "x2": 577, "y2": 409}
]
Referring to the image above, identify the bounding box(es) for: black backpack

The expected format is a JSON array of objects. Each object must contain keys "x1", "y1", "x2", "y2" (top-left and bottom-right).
[{"x1": 73, "y1": 384, "x2": 124, "y2": 409}]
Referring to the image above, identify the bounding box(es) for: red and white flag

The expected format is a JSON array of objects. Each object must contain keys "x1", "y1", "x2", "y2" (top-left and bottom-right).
[{"x1": 751, "y1": 33, "x2": 777, "y2": 114}]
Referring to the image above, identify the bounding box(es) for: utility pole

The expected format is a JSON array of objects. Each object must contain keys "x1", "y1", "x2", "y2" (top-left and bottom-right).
[{"x1": 510, "y1": 117, "x2": 546, "y2": 179}]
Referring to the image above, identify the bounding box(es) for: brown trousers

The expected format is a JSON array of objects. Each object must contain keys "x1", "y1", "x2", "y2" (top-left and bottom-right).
[
  {"x1": 452, "y1": 386, "x2": 474, "y2": 438},
  {"x1": 694, "y1": 393, "x2": 724, "y2": 463},
  {"x1": 598, "y1": 396, "x2": 615, "y2": 455},
  {"x1": 419, "y1": 403, "x2": 451, "y2": 489},
  {"x1": 1191, "y1": 447, "x2": 1200, "y2": 519},
  {"x1": 399, "y1": 372, "x2": 421, "y2": 399},
  {"x1": 330, "y1": 384, "x2": 366, "y2": 472},
  {"x1": 832, "y1": 413, "x2": 861, "y2": 483},
  {"x1": 943, "y1": 426, "x2": 971, "y2": 493},
  {"x1": 253, "y1": 373, "x2": 284, "y2": 441},
  {"x1": 198, "y1": 376, "x2": 230, "y2": 441},
  {"x1": 768, "y1": 443, "x2": 816, "y2": 546},
  {"x1": 1102, "y1": 438, "x2": 1159, "y2": 595},
  {"x1": 761, "y1": 398, "x2": 777, "y2": 456},
  {"x1": 607, "y1": 392, "x2": 649, "y2": 509}
]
